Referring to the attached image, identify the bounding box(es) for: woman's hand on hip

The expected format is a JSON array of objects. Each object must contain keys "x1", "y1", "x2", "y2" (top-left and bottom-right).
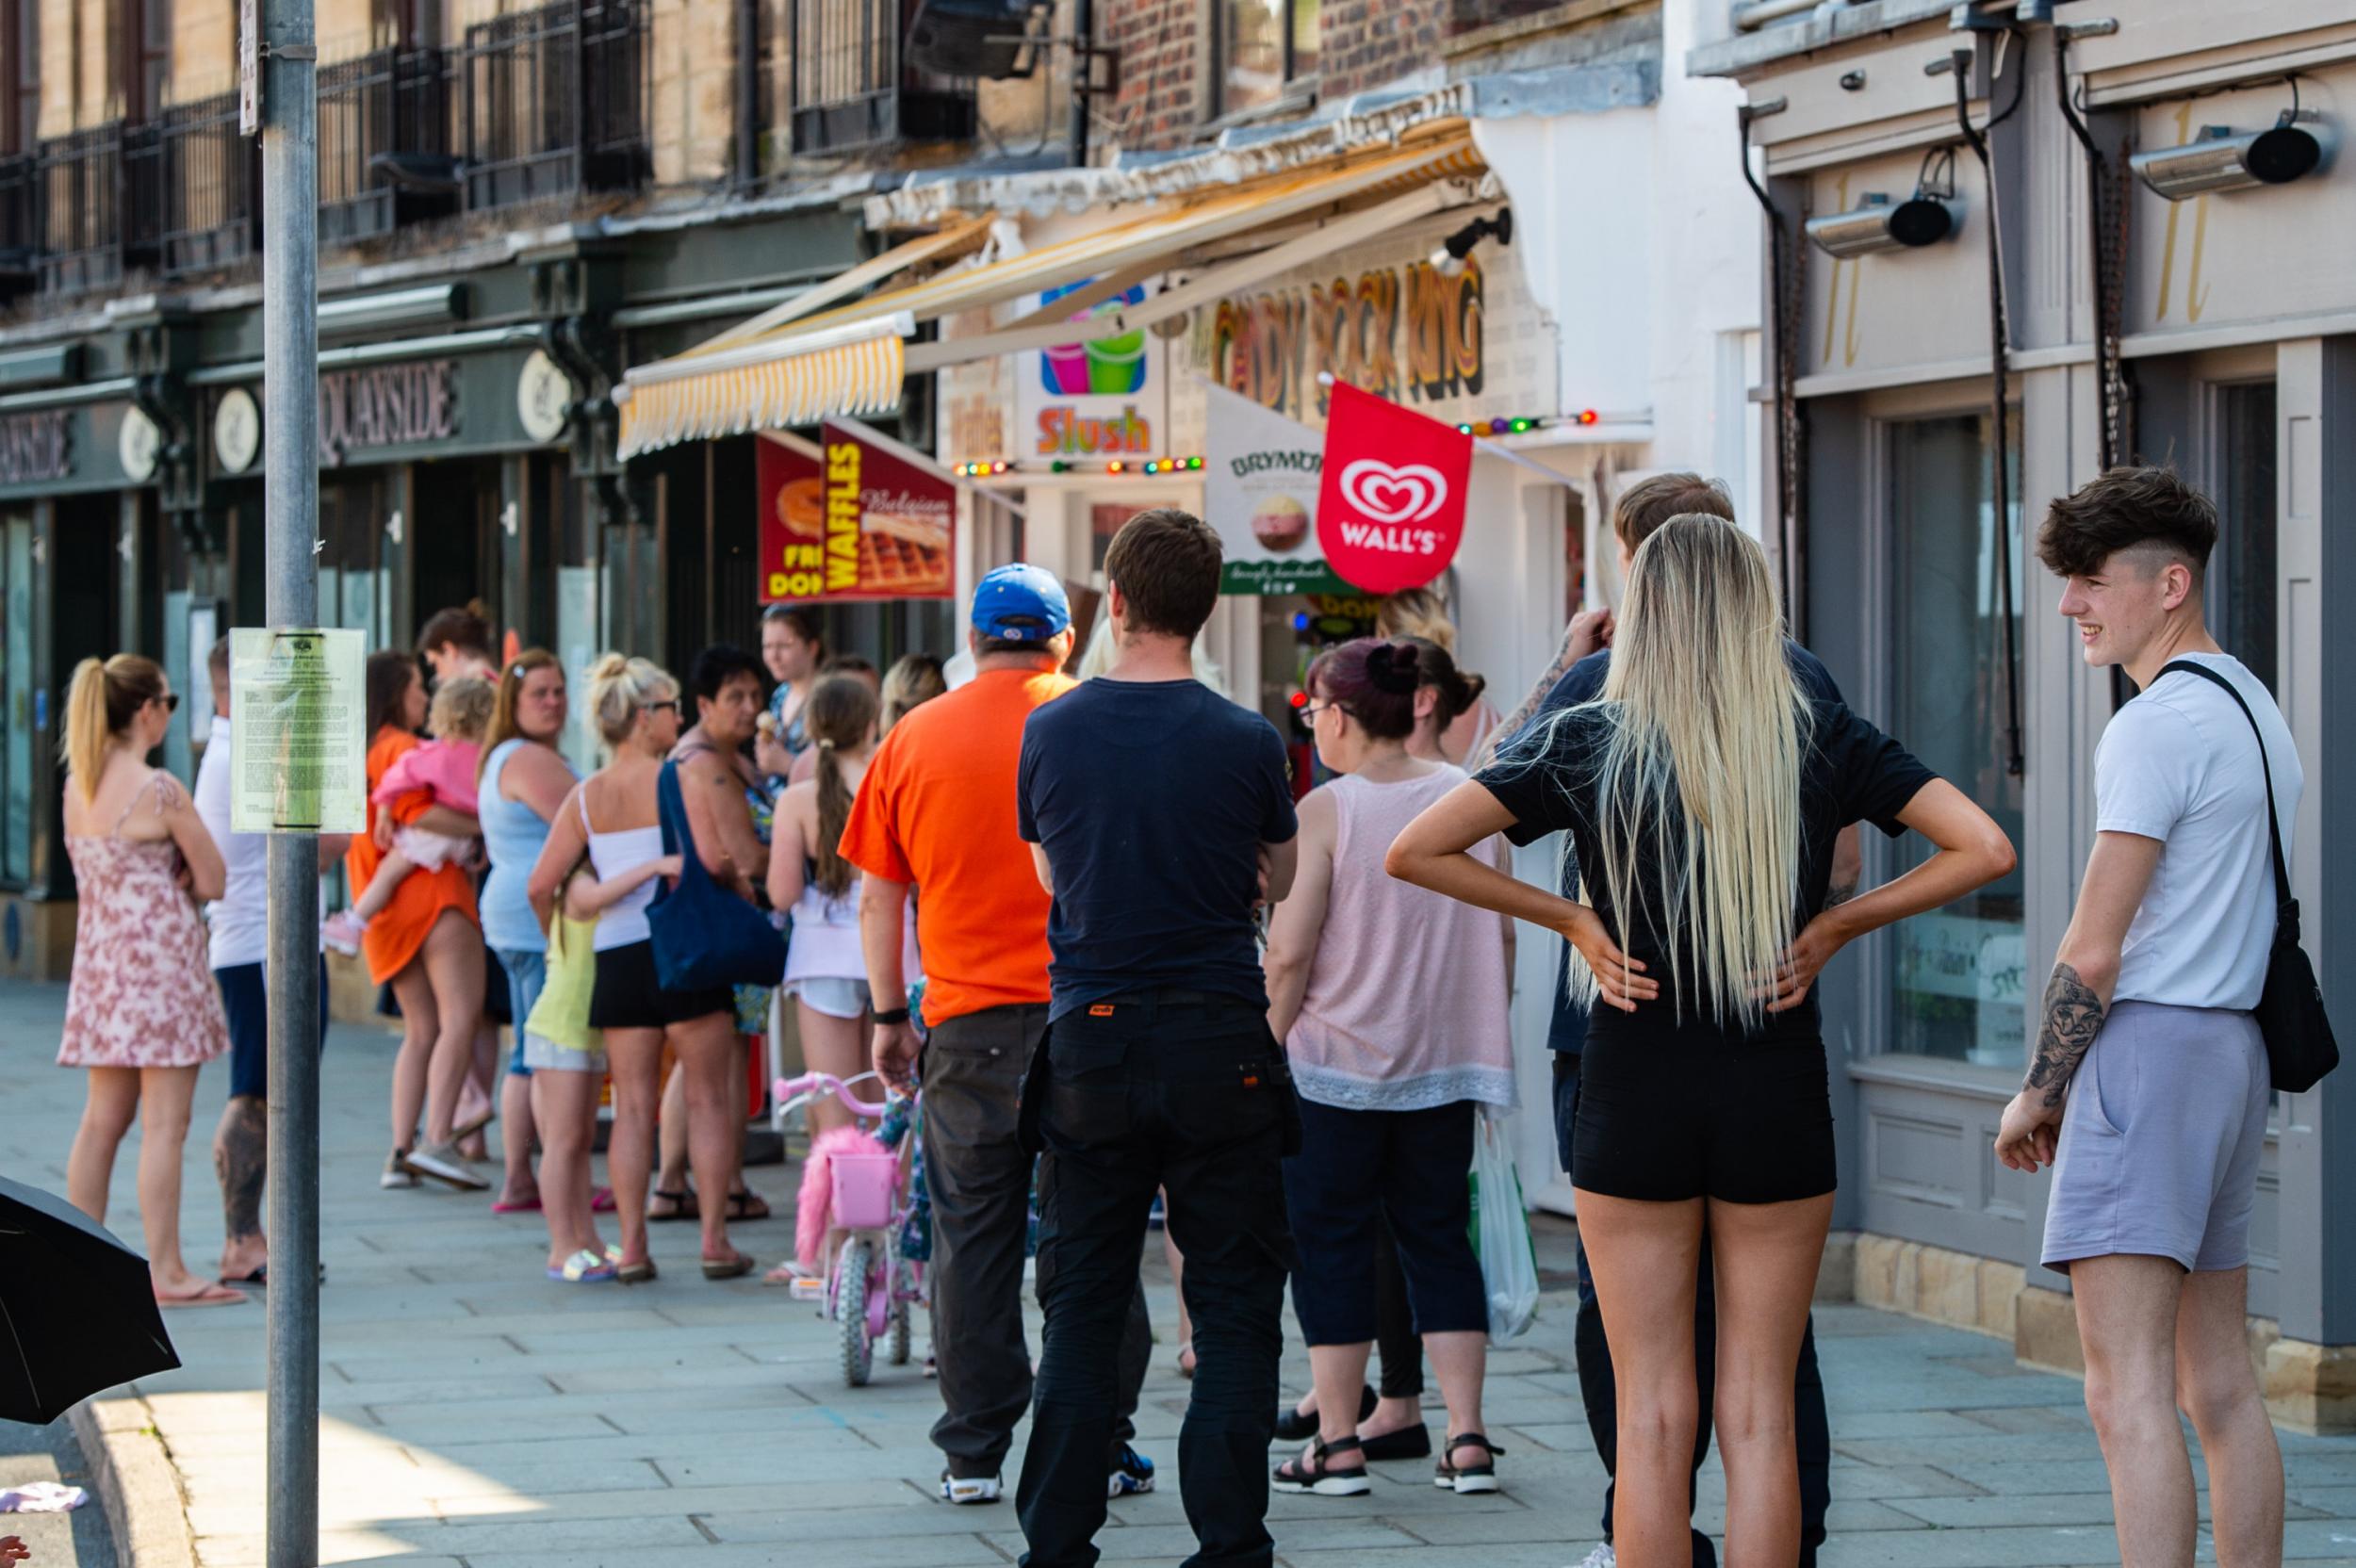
[
  {"x1": 1759, "y1": 911, "x2": 1851, "y2": 1014},
  {"x1": 1558, "y1": 905, "x2": 1655, "y2": 1012}
]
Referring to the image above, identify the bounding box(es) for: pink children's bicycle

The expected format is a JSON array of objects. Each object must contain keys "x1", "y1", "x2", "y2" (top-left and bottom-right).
[{"x1": 775, "y1": 1070, "x2": 924, "y2": 1387}]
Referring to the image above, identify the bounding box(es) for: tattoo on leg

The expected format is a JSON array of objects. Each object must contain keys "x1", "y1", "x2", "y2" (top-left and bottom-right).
[
  {"x1": 217, "y1": 1097, "x2": 268, "y2": 1241},
  {"x1": 2024, "y1": 964, "x2": 2105, "y2": 1110}
]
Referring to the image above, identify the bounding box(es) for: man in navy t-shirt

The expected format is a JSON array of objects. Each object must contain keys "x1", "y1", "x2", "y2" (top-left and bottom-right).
[
  {"x1": 1012, "y1": 507, "x2": 1301, "y2": 1568},
  {"x1": 1480, "y1": 474, "x2": 1841, "y2": 1568}
]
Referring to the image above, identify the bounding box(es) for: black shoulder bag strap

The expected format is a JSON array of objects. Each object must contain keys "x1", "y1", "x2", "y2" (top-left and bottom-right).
[{"x1": 2156, "y1": 659, "x2": 2339, "y2": 1091}]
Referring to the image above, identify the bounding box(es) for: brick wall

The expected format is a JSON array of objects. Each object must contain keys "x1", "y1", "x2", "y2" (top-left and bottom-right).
[
  {"x1": 1098, "y1": 0, "x2": 1200, "y2": 152},
  {"x1": 1316, "y1": 0, "x2": 1446, "y2": 101},
  {"x1": 648, "y1": 0, "x2": 737, "y2": 185}
]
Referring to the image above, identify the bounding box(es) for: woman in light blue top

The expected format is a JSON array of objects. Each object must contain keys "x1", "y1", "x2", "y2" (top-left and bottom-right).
[{"x1": 477, "y1": 650, "x2": 582, "y2": 1223}]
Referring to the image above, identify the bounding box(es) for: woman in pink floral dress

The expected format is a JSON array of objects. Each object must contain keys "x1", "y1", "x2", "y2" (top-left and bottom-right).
[{"x1": 57, "y1": 653, "x2": 243, "y2": 1307}]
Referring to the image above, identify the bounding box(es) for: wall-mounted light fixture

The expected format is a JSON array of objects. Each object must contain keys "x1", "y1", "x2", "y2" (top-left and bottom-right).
[
  {"x1": 1806, "y1": 145, "x2": 1958, "y2": 259},
  {"x1": 1430, "y1": 210, "x2": 1513, "y2": 278},
  {"x1": 2131, "y1": 111, "x2": 2326, "y2": 201}
]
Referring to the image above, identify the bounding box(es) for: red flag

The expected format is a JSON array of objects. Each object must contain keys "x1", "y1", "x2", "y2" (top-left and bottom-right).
[{"x1": 1314, "y1": 381, "x2": 1473, "y2": 595}]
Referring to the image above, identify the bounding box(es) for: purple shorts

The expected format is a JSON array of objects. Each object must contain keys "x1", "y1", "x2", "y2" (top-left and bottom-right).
[{"x1": 2040, "y1": 1001, "x2": 2269, "y2": 1275}]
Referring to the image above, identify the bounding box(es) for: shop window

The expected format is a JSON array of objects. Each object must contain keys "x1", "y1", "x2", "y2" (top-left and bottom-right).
[
  {"x1": 2213, "y1": 381, "x2": 2278, "y2": 696},
  {"x1": 1883, "y1": 411, "x2": 2026, "y2": 1066},
  {"x1": 3, "y1": 0, "x2": 35, "y2": 154},
  {"x1": 1, "y1": 512, "x2": 32, "y2": 886},
  {"x1": 1217, "y1": 0, "x2": 1317, "y2": 118}
]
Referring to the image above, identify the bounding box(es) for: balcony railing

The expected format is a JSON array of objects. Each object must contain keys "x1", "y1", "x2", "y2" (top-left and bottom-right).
[
  {"x1": 461, "y1": 0, "x2": 649, "y2": 211},
  {"x1": 35, "y1": 122, "x2": 160, "y2": 295},
  {"x1": 789, "y1": 0, "x2": 975, "y2": 156},
  {"x1": 321, "y1": 47, "x2": 457, "y2": 246},
  {"x1": 156, "y1": 91, "x2": 260, "y2": 276}
]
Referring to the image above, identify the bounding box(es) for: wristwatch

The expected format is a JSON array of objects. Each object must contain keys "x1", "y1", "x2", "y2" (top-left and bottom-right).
[{"x1": 873, "y1": 1006, "x2": 911, "y2": 1026}]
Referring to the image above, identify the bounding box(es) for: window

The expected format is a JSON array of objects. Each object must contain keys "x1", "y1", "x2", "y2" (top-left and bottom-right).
[
  {"x1": 1, "y1": 512, "x2": 32, "y2": 887},
  {"x1": 2213, "y1": 381, "x2": 2278, "y2": 695},
  {"x1": 1217, "y1": 0, "x2": 1317, "y2": 118},
  {"x1": 116, "y1": 0, "x2": 172, "y2": 119},
  {"x1": 3, "y1": 0, "x2": 36, "y2": 153},
  {"x1": 1883, "y1": 411, "x2": 2026, "y2": 1065}
]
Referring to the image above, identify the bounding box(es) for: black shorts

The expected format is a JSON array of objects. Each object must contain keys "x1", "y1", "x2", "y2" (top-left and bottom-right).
[
  {"x1": 586, "y1": 939, "x2": 733, "y2": 1031},
  {"x1": 1571, "y1": 1020, "x2": 1835, "y2": 1204}
]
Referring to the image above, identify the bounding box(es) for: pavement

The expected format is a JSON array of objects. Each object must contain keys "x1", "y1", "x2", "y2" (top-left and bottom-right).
[{"x1": 8, "y1": 976, "x2": 2356, "y2": 1568}]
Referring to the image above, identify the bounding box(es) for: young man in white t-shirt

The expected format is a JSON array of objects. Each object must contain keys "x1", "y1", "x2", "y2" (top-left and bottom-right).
[{"x1": 1996, "y1": 466, "x2": 2297, "y2": 1568}]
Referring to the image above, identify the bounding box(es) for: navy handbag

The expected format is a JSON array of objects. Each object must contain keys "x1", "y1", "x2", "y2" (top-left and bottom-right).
[{"x1": 646, "y1": 759, "x2": 787, "y2": 991}]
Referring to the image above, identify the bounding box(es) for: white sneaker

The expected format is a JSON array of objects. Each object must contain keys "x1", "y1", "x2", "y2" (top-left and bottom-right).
[
  {"x1": 1571, "y1": 1545, "x2": 1615, "y2": 1568},
  {"x1": 941, "y1": 1472, "x2": 1002, "y2": 1505},
  {"x1": 380, "y1": 1151, "x2": 419, "y2": 1189},
  {"x1": 402, "y1": 1141, "x2": 490, "y2": 1191}
]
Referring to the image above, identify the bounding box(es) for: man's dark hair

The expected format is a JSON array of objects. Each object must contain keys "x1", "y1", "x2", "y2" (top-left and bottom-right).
[
  {"x1": 1104, "y1": 508, "x2": 1222, "y2": 642},
  {"x1": 1614, "y1": 472, "x2": 1735, "y2": 551},
  {"x1": 2037, "y1": 465, "x2": 2218, "y2": 580},
  {"x1": 416, "y1": 604, "x2": 491, "y2": 659},
  {"x1": 978, "y1": 636, "x2": 1058, "y2": 657},
  {"x1": 688, "y1": 643, "x2": 765, "y2": 704}
]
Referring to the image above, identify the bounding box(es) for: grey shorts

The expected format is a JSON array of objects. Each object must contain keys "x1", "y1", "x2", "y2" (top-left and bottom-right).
[
  {"x1": 2040, "y1": 1001, "x2": 2269, "y2": 1275},
  {"x1": 521, "y1": 1030, "x2": 608, "y2": 1075},
  {"x1": 788, "y1": 976, "x2": 871, "y2": 1021}
]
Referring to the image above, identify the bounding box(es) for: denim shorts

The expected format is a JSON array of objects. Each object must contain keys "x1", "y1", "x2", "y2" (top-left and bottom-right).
[{"x1": 497, "y1": 948, "x2": 548, "y2": 1077}]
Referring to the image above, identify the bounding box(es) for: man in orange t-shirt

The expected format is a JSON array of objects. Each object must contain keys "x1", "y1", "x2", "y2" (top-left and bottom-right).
[{"x1": 840, "y1": 564, "x2": 1155, "y2": 1507}]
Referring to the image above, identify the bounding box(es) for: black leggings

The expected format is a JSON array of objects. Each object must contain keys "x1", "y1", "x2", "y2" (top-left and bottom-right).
[{"x1": 1371, "y1": 1223, "x2": 1424, "y2": 1399}]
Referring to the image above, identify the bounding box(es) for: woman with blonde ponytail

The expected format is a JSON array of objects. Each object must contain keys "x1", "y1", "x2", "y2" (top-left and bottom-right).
[
  {"x1": 767, "y1": 672, "x2": 904, "y2": 1146},
  {"x1": 1390, "y1": 515, "x2": 2015, "y2": 1568},
  {"x1": 56, "y1": 653, "x2": 244, "y2": 1307}
]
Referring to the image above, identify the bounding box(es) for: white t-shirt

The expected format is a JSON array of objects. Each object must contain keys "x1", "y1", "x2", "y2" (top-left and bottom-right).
[
  {"x1": 2098, "y1": 651, "x2": 2300, "y2": 1010},
  {"x1": 192, "y1": 710, "x2": 269, "y2": 972}
]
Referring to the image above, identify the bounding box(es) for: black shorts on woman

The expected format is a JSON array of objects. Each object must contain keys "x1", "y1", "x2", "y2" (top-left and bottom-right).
[{"x1": 1477, "y1": 686, "x2": 1938, "y2": 1206}]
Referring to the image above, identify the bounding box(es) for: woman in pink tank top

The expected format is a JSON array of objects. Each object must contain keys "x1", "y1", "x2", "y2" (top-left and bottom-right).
[{"x1": 1265, "y1": 638, "x2": 1517, "y2": 1501}]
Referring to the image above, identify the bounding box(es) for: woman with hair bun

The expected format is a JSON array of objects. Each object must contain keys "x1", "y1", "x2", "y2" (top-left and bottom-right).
[
  {"x1": 1264, "y1": 637, "x2": 1517, "y2": 1499},
  {"x1": 57, "y1": 653, "x2": 243, "y2": 1307},
  {"x1": 1376, "y1": 590, "x2": 1500, "y2": 765},
  {"x1": 526, "y1": 653, "x2": 752, "y2": 1283}
]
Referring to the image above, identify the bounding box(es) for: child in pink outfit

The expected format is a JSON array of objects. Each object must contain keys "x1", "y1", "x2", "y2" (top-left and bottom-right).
[{"x1": 331, "y1": 677, "x2": 495, "y2": 943}]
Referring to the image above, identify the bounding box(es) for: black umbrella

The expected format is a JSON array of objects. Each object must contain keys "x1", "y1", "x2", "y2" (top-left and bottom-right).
[{"x1": 0, "y1": 1175, "x2": 181, "y2": 1425}]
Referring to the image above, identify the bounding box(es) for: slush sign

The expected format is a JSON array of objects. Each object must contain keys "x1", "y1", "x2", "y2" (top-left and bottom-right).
[{"x1": 1015, "y1": 277, "x2": 1169, "y2": 464}]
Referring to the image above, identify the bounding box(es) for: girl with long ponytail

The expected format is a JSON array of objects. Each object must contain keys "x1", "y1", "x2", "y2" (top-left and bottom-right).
[
  {"x1": 1388, "y1": 514, "x2": 2015, "y2": 1566},
  {"x1": 765, "y1": 673, "x2": 890, "y2": 1149},
  {"x1": 56, "y1": 652, "x2": 245, "y2": 1306}
]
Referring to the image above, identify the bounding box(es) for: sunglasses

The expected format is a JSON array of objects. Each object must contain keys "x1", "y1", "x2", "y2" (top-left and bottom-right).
[
  {"x1": 155, "y1": 693, "x2": 181, "y2": 713},
  {"x1": 640, "y1": 699, "x2": 680, "y2": 715}
]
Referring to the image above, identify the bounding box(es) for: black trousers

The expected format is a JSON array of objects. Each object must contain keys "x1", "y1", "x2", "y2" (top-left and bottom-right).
[
  {"x1": 923, "y1": 1004, "x2": 1151, "y2": 1480},
  {"x1": 1553, "y1": 1055, "x2": 1831, "y2": 1568},
  {"x1": 1017, "y1": 995, "x2": 1296, "y2": 1568}
]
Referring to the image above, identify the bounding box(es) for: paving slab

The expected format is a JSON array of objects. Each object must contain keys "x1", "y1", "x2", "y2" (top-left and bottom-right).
[{"x1": 8, "y1": 977, "x2": 2356, "y2": 1568}]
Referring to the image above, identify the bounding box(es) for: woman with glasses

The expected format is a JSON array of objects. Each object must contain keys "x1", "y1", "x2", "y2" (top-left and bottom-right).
[
  {"x1": 57, "y1": 653, "x2": 241, "y2": 1307},
  {"x1": 528, "y1": 653, "x2": 753, "y2": 1283}
]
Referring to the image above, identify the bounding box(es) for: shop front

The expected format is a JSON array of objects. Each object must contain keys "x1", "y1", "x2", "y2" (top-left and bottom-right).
[{"x1": 1699, "y1": 1, "x2": 2356, "y2": 1421}]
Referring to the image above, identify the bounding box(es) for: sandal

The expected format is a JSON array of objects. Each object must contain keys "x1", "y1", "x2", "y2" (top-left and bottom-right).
[
  {"x1": 1433, "y1": 1432, "x2": 1505, "y2": 1495},
  {"x1": 616, "y1": 1257, "x2": 659, "y2": 1285},
  {"x1": 591, "y1": 1186, "x2": 616, "y2": 1214},
  {"x1": 548, "y1": 1249, "x2": 617, "y2": 1283},
  {"x1": 648, "y1": 1188, "x2": 696, "y2": 1222},
  {"x1": 1276, "y1": 1383, "x2": 1374, "y2": 1444},
  {"x1": 701, "y1": 1250, "x2": 756, "y2": 1282},
  {"x1": 155, "y1": 1280, "x2": 247, "y2": 1309},
  {"x1": 1272, "y1": 1435, "x2": 1369, "y2": 1497},
  {"x1": 723, "y1": 1189, "x2": 771, "y2": 1222}
]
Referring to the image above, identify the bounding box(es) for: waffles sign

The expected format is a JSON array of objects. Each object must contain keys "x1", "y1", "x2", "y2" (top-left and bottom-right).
[{"x1": 759, "y1": 424, "x2": 956, "y2": 604}]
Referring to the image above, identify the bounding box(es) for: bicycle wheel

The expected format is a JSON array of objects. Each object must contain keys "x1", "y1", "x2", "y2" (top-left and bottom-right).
[
  {"x1": 836, "y1": 1235, "x2": 875, "y2": 1387},
  {"x1": 888, "y1": 1248, "x2": 914, "y2": 1366}
]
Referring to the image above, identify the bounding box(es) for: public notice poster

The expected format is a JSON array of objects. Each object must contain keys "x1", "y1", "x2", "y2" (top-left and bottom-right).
[
  {"x1": 757, "y1": 423, "x2": 956, "y2": 602},
  {"x1": 228, "y1": 627, "x2": 366, "y2": 834},
  {"x1": 1203, "y1": 382, "x2": 1353, "y2": 596}
]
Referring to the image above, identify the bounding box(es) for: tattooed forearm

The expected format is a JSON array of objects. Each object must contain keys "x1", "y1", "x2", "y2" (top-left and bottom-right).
[
  {"x1": 2023, "y1": 963, "x2": 2106, "y2": 1110},
  {"x1": 1470, "y1": 629, "x2": 1585, "y2": 774},
  {"x1": 1824, "y1": 878, "x2": 1858, "y2": 908},
  {"x1": 216, "y1": 1097, "x2": 268, "y2": 1242}
]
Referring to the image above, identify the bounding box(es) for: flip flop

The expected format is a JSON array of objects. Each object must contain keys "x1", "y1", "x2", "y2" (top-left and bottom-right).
[
  {"x1": 216, "y1": 1262, "x2": 328, "y2": 1288},
  {"x1": 157, "y1": 1280, "x2": 247, "y2": 1308},
  {"x1": 701, "y1": 1250, "x2": 756, "y2": 1281},
  {"x1": 648, "y1": 1188, "x2": 696, "y2": 1221},
  {"x1": 548, "y1": 1249, "x2": 618, "y2": 1283},
  {"x1": 451, "y1": 1106, "x2": 496, "y2": 1143},
  {"x1": 723, "y1": 1189, "x2": 770, "y2": 1222},
  {"x1": 591, "y1": 1187, "x2": 616, "y2": 1214},
  {"x1": 491, "y1": 1195, "x2": 544, "y2": 1214}
]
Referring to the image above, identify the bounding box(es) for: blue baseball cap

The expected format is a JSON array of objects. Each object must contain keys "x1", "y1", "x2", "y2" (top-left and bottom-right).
[{"x1": 970, "y1": 564, "x2": 1072, "y2": 642}]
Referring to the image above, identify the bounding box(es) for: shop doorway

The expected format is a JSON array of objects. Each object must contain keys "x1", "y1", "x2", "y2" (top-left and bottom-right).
[
  {"x1": 2210, "y1": 379, "x2": 2278, "y2": 694},
  {"x1": 411, "y1": 457, "x2": 504, "y2": 647}
]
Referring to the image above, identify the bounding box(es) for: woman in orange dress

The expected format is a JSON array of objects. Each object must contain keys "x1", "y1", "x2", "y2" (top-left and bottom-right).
[{"x1": 352, "y1": 650, "x2": 486, "y2": 1191}]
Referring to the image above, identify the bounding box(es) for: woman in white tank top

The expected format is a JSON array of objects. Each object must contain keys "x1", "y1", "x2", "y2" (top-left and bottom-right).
[
  {"x1": 527, "y1": 654, "x2": 754, "y2": 1285},
  {"x1": 1265, "y1": 638, "x2": 1517, "y2": 1500}
]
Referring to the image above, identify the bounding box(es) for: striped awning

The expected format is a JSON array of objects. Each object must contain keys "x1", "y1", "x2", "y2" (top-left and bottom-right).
[{"x1": 613, "y1": 128, "x2": 1484, "y2": 462}]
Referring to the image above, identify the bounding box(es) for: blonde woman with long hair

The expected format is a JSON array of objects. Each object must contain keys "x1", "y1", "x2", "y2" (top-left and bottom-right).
[
  {"x1": 1389, "y1": 515, "x2": 2014, "y2": 1567},
  {"x1": 56, "y1": 654, "x2": 243, "y2": 1307}
]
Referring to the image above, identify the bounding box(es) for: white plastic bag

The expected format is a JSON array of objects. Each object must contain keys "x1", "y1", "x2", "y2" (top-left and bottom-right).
[{"x1": 1468, "y1": 1107, "x2": 1539, "y2": 1343}]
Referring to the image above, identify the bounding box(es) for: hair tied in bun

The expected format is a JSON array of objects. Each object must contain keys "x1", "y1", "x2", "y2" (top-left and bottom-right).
[{"x1": 1365, "y1": 641, "x2": 1419, "y2": 695}]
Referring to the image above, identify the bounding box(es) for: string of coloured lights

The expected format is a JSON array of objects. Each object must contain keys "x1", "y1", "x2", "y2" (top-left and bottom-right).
[{"x1": 949, "y1": 410, "x2": 1613, "y2": 477}]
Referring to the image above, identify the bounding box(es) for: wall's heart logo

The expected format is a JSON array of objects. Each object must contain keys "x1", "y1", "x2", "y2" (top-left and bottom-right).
[{"x1": 1338, "y1": 459, "x2": 1448, "y2": 525}]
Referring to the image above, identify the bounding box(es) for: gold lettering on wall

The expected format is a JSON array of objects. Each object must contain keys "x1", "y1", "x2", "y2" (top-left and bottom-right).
[{"x1": 1209, "y1": 256, "x2": 1475, "y2": 421}]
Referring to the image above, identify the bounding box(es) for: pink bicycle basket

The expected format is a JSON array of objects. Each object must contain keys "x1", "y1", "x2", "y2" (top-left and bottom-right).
[{"x1": 830, "y1": 1152, "x2": 900, "y2": 1230}]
